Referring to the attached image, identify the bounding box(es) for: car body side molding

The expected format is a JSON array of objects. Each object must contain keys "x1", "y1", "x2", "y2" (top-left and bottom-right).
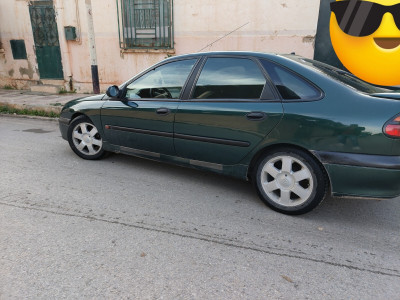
[
  {"x1": 120, "y1": 146, "x2": 161, "y2": 158},
  {"x1": 107, "y1": 125, "x2": 250, "y2": 148},
  {"x1": 174, "y1": 133, "x2": 250, "y2": 147},
  {"x1": 108, "y1": 125, "x2": 173, "y2": 138}
]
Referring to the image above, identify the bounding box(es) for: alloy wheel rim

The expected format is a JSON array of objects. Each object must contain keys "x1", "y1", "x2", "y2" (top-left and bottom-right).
[
  {"x1": 72, "y1": 122, "x2": 102, "y2": 156},
  {"x1": 260, "y1": 155, "x2": 314, "y2": 207}
]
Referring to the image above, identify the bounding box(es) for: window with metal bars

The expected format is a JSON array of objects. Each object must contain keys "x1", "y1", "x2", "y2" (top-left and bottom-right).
[{"x1": 117, "y1": 0, "x2": 173, "y2": 49}]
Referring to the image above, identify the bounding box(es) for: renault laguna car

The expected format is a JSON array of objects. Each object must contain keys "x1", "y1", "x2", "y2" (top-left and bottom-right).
[{"x1": 59, "y1": 52, "x2": 400, "y2": 215}]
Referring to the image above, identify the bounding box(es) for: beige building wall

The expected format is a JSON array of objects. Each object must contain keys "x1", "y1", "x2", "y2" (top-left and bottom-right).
[
  {"x1": 0, "y1": 0, "x2": 41, "y2": 87},
  {"x1": 0, "y1": 0, "x2": 320, "y2": 93}
]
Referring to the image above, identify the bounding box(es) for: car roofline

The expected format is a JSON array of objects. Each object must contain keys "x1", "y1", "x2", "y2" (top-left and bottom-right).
[{"x1": 162, "y1": 51, "x2": 284, "y2": 62}]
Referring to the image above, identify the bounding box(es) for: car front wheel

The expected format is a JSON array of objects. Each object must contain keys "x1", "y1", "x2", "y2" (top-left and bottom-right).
[
  {"x1": 67, "y1": 115, "x2": 106, "y2": 160},
  {"x1": 254, "y1": 148, "x2": 327, "y2": 215}
]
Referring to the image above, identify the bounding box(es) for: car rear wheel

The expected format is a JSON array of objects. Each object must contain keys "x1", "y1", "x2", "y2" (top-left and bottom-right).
[
  {"x1": 67, "y1": 115, "x2": 106, "y2": 160},
  {"x1": 254, "y1": 148, "x2": 327, "y2": 215}
]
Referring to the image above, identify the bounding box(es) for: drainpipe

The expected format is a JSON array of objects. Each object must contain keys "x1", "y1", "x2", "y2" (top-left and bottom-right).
[
  {"x1": 59, "y1": 0, "x2": 74, "y2": 90},
  {"x1": 55, "y1": 0, "x2": 72, "y2": 87},
  {"x1": 85, "y1": 0, "x2": 100, "y2": 94}
]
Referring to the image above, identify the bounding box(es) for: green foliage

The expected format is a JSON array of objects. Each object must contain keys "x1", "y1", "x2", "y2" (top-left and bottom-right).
[
  {"x1": 0, "y1": 105, "x2": 59, "y2": 118},
  {"x1": 3, "y1": 85, "x2": 16, "y2": 90},
  {"x1": 59, "y1": 88, "x2": 76, "y2": 94}
]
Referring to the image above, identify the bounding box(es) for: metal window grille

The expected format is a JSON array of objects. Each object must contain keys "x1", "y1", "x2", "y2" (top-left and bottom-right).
[{"x1": 117, "y1": 0, "x2": 173, "y2": 49}]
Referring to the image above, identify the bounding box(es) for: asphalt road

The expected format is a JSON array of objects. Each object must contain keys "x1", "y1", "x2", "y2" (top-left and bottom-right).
[{"x1": 1, "y1": 116, "x2": 400, "y2": 299}]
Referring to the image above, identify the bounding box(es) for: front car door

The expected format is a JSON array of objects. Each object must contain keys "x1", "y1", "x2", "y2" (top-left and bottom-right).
[
  {"x1": 174, "y1": 56, "x2": 284, "y2": 165},
  {"x1": 101, "y1": 58, "x2": 198, "y2": 156}
]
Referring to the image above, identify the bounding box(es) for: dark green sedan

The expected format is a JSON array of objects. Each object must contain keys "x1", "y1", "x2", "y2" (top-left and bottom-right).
[{"x1": 59, "y1": 52, "x2": 400, "y2": 215}]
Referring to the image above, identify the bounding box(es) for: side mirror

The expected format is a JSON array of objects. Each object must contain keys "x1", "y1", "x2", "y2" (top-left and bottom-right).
[{"x1": 106, "y1": 85, "x2": 121, "y2": 98}]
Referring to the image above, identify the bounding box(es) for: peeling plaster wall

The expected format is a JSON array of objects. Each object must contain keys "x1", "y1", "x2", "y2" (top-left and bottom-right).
[
  {"x1": 0, "y1": 0, "x2": 320, "y2": 93},
  {"x1": 0, "y1": 0, "x2": 40, "y2": 89}
]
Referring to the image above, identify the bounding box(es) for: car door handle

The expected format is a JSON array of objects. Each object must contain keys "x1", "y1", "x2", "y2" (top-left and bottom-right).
[
  {"x1": 156, "y1": 108, "x2": 170, "y2": 115},
  {"x1": 246, "y1": 112, "x2": 266, "y2": 121}
]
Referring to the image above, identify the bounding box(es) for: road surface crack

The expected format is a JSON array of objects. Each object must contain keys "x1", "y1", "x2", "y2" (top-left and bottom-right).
[{"x1": 1, "y1": 200, "x2": 399, "y2": 278}]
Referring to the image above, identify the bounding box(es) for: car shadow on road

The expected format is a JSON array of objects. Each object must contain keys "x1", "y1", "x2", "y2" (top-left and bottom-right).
[
  {"x1": 101, "y1": 152, "x2": 261, "y2": 200},
  {"x1": 71, "y1": 151, "x2": 400, "y2": 229}
]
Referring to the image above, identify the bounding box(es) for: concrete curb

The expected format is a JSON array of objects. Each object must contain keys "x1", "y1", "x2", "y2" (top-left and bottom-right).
[{"x1": 0, "y1": 89, "x2": 93, "y2": 115}]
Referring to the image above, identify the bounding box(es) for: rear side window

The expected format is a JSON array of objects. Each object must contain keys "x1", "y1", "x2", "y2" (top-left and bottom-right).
[
  {"x1": 192, "y1": 57, "x2": 266, "y2": 99},
  {"x1": 261, "y1": 60, "x2": 321, "y2": 101}
]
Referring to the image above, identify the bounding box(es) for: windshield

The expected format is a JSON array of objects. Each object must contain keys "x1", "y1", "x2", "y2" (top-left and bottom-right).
[{"x1": 296, "y1": 57, "x2": 399, "y2": 94}]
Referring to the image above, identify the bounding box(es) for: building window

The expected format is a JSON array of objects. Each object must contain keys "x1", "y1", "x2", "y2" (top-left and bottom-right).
[{"x1": 117, "y1": 0, "x2": 173, "y2": 49}]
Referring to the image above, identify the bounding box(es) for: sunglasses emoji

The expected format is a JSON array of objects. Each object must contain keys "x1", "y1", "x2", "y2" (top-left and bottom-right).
[{"x1": 330, "y1": 0, "x2": 400, "y2": 86}]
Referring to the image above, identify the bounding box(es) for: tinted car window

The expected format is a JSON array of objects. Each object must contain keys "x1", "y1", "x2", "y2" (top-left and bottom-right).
[
  {"x1": 301, "y1": 58, "x2": 398, "y2": 94},
  {"x1": 126, "y1": 59, "x2": 196, "y2": 99},
  {"x1": 261, "y1": 60, "x2": 321, "y2": 100},
  {"x1": 193, "y1": 58, "x2": 266, "y2": 99}
]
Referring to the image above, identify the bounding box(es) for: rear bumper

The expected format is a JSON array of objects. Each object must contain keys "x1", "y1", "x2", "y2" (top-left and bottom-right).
[
  {"x1": 59, "y1": 117, "x2": 70, "y2": 141},
  {"x1": 325, "y1": 164, "x2": 400, "y2": 199},
  {"x1": 313, "y1": 151, "x2": 400, "y2": 199}
]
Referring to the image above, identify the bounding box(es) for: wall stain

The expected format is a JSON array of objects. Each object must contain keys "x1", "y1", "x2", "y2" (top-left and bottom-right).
[
  {"x1": 8, "y1": 69, "x2": 14, "y2": 77},
  {"x1": 19, "y1": 61, "x2": 36, "y2": 79},
  {"x1": 303, "y1": 35, "x2": 315, "y2": 43}
]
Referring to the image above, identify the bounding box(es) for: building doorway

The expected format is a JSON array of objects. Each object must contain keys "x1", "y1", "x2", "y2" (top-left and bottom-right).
[{"x1": 29, "y1": 1, "x2": 63, "y2": 79}]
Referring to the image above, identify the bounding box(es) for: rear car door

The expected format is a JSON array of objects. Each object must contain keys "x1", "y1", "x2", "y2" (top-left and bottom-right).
[
  {"x1": 101, "y1": 58, "x2": 198, "y2": 155},
  {"x1": 174, "y1": 56, "x2": 284, "y2": 165}
]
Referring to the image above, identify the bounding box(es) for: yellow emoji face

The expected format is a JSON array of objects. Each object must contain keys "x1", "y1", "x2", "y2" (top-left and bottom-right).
[{"x1": 330, "y1": 0, "x2": 400, "y2": 86}]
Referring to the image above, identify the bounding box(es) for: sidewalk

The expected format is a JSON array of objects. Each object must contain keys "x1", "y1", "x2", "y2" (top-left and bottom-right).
[{"x1": 0, "y1": 89, "x2": 94, "y2": 115}]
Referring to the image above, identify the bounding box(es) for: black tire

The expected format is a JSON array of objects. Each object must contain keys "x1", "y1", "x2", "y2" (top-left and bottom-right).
[
  {"x1": 67, "y1": 115, "x2": 106, "y2": 160},
  {"x1": 254, "y1": 148, "x2": 327, "y2": 215}
]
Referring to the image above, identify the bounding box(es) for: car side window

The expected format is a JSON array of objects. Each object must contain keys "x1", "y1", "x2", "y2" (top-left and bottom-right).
[
  {"x1": 261, "y1": 59, "x2": 321, "y2": 100},
  {"x1": 126, "y1": 59, "x2": 197, "y2": 99},
  {"x1": 193, "y1": 57, "x2": 266, "y2": 99}
]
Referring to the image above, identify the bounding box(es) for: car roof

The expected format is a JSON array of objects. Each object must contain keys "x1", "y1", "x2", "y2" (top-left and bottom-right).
[{"x1": 163, "y1": 51, "x2": 288, "y2": 61}]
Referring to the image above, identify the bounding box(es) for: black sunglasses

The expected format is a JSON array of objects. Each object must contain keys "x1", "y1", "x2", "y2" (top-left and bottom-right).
[{"x1": 330, "y1": 0, "x2": 400, "y2": 37}]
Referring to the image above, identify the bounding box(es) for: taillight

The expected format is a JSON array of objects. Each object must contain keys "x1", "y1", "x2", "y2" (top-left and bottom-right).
[{"x1": 384, "y1": 113, "x2": 400, "y2": 138}]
